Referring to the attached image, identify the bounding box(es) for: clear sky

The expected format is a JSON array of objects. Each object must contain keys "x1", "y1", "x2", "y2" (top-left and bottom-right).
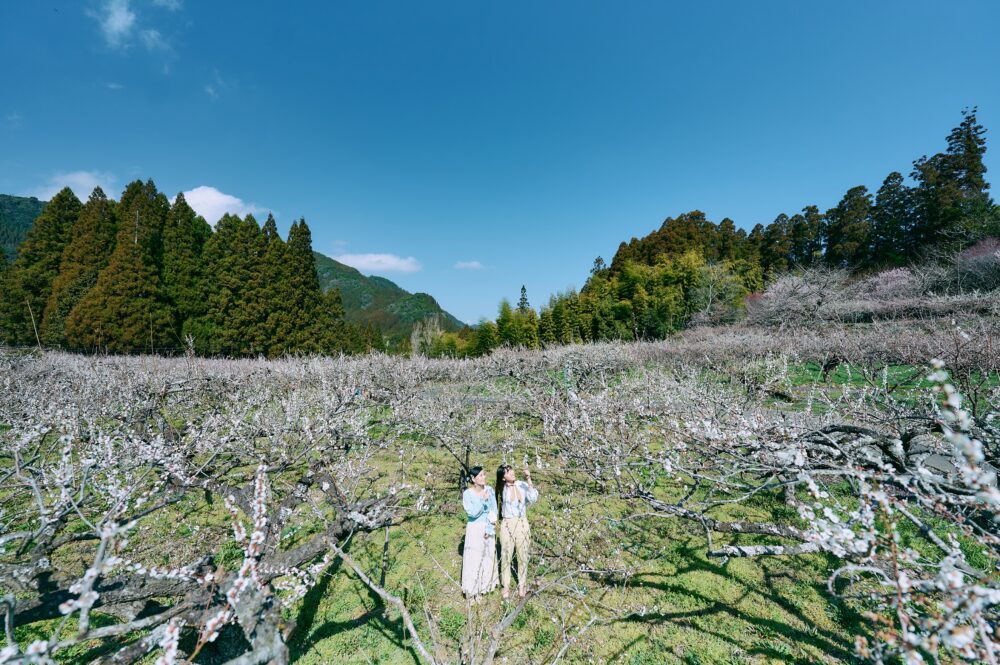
[{"x1": 2, "y1": 1, "x2": 998, "y2": 323}]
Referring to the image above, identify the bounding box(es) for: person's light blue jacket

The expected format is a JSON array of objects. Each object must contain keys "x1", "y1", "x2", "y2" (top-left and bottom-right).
[{"x1": 463, "y1": 486, "x2": 498, "y2": 536}]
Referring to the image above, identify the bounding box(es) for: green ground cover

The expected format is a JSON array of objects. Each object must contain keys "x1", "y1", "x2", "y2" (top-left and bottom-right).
[
  {"x1": 6, "y1": 440, "x2": 868, "y2": 664},
  {"x1": 282, "y1": 492, "x2": 865, "y2": 663},
  {"x1": 16, "y1": 357, "x2": 989, "y2": 663}
]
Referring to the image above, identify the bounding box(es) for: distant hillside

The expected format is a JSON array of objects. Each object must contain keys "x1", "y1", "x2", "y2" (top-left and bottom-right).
[
  {"x1": 0, "y1": 195, "x2": 46, "y2": 260},
  {"x1": 313, "y1": 252, "x2": 464, "y2": 341}
]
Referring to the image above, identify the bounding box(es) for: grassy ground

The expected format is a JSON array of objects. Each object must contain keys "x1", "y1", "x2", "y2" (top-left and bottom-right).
[
  {"x1": 278, "y1": 439, "x2": 867, "y2": 665},
  {"x1": 281, "y1": 495, "x2": 864, "y2": 664},
  {"x1": 20, "y1": 360, "x2": 977, "y2": 664},
  {"x1": 277, "y1": 360, "x2": 998, "y2": 664},
  {"x1": 11, "y1": 448, "x2": 865, "y2": 664}
]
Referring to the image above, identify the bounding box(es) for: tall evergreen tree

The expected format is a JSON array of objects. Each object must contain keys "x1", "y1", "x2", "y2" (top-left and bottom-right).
[
  {"x1": 0, "y1": 187, "x2": 82, "y2": 344},
  {"x1": 822, "y1": 185, "x2": 872, "y2": 268},
  {"x1": 911, "y1": 153, "x2": 955, "y2": 250},
  {"x1": 911, "y1": 109, "x2": 993, "y2": 249},
  {"x1": 788, "y1": 205, "x2": 824, "y2": 267},
  {"x1": 659, "y1": 212, "x2": 716, "y2": 261},
  {"x1": 276, "y1": 219, "x2": 344, "y2": 355},
  {"x1": 609, "y1": 241, "x2": 633, "y2": 273},
  {"x1": 281, "y1": 219, "x2": 320, "y2": 353},
  {"x1": 261, "y1": 213, "x2": 282, "y2": 245},
  {"x1": 257, "y1": 214, "x2": 289, "y2": 355},
  {"x1": 194, "y1": 214, "x2": 266, "y2": 355},
  {"x1": 40, "y1": 187, "x2": 117, "y2": 346},
  {"x1": 162, "y1": 193, "x2": 211, "y2": 337},
  {"x1": 322, "y1": 285, "x2": 347, "y2": 327},
  {"x1": 517, "y1": 285, "x2": 530, "y2": 313},
  {"x1": 946, "y1": 107, "x2": 991, "y2": 213},
  {"x1": 714, "y1": 218, "x2": 744, "y2": 261},
  {"x1": 746, "y1": 223, "x2": 765, "y2": 266},
  {"x1": 112, "y1": 180, "x2": 170, "y2": 265},
  {"x1": 65, "y1": 181, "x2": 174, "y2": 353},
  {"x1": 760, "y1": 213, "x2": 792, "y2": 276},
  {"x1": 869, "y1": 172, "x2": 914, "y2": 266}
]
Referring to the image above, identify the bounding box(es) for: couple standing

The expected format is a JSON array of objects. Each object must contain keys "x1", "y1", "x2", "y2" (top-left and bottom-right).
[{"x1": 461, "y1": 464, "x2": 539, "y2": 600}]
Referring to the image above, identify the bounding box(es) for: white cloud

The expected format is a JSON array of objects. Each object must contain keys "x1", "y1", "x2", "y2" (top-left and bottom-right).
[
  {"x1": 204, "y1": 70, "x2": 235, "y2": 100},
  {"x1": 89, "y1": 0, "x2": 136, "y2": 48},
  {"x1": 180, "y1": 186, "x2": 263, "y2": 225},
  {"x1": 105, "y1": 82, "x2": 124, "y2": 90},
  {"x1": 454, "y1": 260, "x2": 484, "y2": 270},
  {"x1": 89, "y1": 1, "x2": 172, "y2": 53},
  {"x1": 27, "y1": 170, "x2": 117, "y2": 201},
  {"x1": 151, "y1": 0, "x2": 182, "y2": 9},
  {"x1": 333, "y1": 253, "x2": 422, "y2": 274},
  {"x1": 5, "y1": 111, "x2": 23, "y2": 129},
  {"x1": 140, "y1": 28, "x2": 168, "y2": 51}
]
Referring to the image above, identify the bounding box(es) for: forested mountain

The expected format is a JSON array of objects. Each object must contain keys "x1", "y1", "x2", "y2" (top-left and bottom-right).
[
  {"x1": 0, "y1": 181, "x2": 367, "y2": 356},
  {"x1": 7, "y1": 111, "x2": 995, "y2": 359},
  {"x1": 314, "y1": 252, "x2": 463, "y2": 342},
  {"x1": 1, "y1": 193, "x2": 463, "y2": 349},
  {"x1": 424, "y1": 109, "x2": 1000, "y2": 358},
  {"x1": 0, "y1": 195, "x2": 46, "y2": 261}
]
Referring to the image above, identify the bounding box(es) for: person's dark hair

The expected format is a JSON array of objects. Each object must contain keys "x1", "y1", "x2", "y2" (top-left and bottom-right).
[
  {"x1": 467, "y1": 465, "x2": 483, "y2": 486},
  {"x1": 495, "y1": 465, "x2": 507, "y2": 517},
  {"x1": 495, "y1": 465, "x2": 512, "y2": 519}
]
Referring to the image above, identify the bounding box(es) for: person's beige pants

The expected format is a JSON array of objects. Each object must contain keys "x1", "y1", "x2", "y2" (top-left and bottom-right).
[{"x1": 500, "y1": 516, "x2": 530, "y2": 590}]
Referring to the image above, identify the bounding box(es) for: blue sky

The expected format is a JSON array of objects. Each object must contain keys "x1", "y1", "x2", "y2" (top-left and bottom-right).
[{"x1": 2, "y1": 1, "x2": 998, "y2": 323}]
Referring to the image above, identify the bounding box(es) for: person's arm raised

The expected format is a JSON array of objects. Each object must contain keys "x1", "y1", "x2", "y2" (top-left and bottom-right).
[{"x1": 523, "y1": 469, "x2": 539, "y2": 503}]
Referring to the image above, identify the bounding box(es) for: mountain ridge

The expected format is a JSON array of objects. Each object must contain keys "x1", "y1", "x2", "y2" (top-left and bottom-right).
[
  {"x1": 312, "y1": 252, "x2": 464, "y2": 341},
  {"x1": 0, "y1": 194, "x2": 47, "y2": 261}
]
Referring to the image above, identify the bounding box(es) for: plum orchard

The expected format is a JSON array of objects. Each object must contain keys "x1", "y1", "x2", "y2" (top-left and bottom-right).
[
  {"x1": 0, "y1": 318, "x2": 998, "y2": 664},
  {"x1": 0, "y1": 348, "x2": 614, "y2": 665}
]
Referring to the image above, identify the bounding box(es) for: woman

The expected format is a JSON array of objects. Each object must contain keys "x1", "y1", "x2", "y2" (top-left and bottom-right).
[
  {"x1": 461, "y1": 465, "x2": 499, "y2": 598},
  {"x1": 495, "y1": 464, "x2": 539, "y2": 599}
]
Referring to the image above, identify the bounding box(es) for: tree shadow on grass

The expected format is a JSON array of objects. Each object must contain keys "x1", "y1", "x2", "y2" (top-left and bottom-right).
[
  {"x1": 287, "y1": 545, "x2": 422, "y2": 665},
  {"x1": 611, "y1": 539, "x2": 864, "y2": 664},
  {"x1": 46, "y1": 613, "x2": 139, "y2": 664}
]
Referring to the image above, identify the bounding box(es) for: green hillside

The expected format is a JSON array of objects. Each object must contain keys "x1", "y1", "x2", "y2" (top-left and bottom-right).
[
  {"x1": 313, "y1": 251, "x2": 464, "y2": 341},
  {"x1": 0, "y1": 194, "x2": 46, "y2": 260}
]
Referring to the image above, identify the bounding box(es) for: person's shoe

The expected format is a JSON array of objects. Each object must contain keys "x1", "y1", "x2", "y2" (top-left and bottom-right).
[
  {"x1": 502, "y1": 587, "x2": 510, "y2": 600},
  {"x1": 517, "y1": 585, "x2": 526, "y2": 598}
]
